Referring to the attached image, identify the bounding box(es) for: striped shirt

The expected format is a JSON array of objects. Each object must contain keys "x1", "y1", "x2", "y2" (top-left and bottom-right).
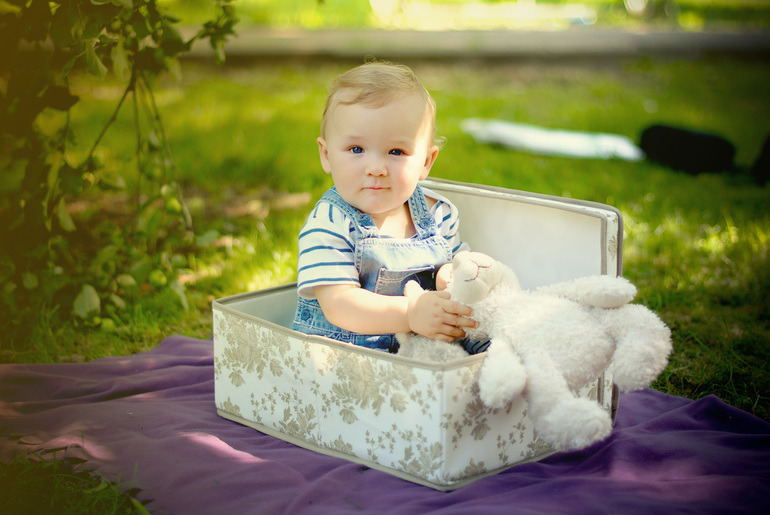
[{"x1": 297, "y1": 188, "x2": 468, "y2": 299}]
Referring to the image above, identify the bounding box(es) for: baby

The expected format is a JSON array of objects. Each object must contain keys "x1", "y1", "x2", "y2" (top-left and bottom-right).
[{"x1": 291, "y1": 61, "x2": 477, "y2": 353}]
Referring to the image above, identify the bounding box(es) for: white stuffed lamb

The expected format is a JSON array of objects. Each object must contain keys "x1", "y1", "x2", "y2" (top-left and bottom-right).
[{"x1": 398, "y1": 251, "x2": 672, "y2": 451}]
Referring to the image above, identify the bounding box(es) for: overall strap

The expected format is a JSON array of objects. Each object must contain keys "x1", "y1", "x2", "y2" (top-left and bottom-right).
[
  {"x1": 319, "y1": 187, "x2": 379, "y2": 238},
  {"x1": 408, "y1": 185, "x2": 438, "y2": 238}
]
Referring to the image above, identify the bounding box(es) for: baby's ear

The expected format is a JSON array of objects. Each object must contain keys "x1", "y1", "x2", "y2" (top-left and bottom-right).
[
  {"x1": 420, "y1": 145, "x2": 440, "y2": 180},
  {"x1": 317, "y1": 137, "x2": 332, "y2": 175}
]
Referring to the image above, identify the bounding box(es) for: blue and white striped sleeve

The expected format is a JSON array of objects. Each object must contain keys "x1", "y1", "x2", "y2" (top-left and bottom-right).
[
  {"x1": 430, "y1": 194, "x2": 471, "y2": 256},
  {"x1": 296, "y1": 201, "x2": 360, "y2": 299}
]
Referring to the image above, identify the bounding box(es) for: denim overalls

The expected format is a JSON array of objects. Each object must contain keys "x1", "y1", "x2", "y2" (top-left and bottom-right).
[{"x1": 292, "y1": 185, "x2": 453, "y2": 352}]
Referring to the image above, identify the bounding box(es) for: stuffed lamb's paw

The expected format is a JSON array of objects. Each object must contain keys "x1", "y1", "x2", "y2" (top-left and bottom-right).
[
  {"x1": 478, "y1": 342, "x2": 527, "y2": 408},
  {"x1": 536, "y1": 397, "x2": 612, "y2": 451},
  {"x1": 403, "y1": 279, "x2": 425, "y2": 298},
  {"x1": 538, "y1": 275, "x2": 637, "y2": 309},
  {"x1": 601, "y1": 304, "x2": 673, "y2": 392},
  {"x1": 396, "y1": 280, "x2": 470, "y2": 362}
]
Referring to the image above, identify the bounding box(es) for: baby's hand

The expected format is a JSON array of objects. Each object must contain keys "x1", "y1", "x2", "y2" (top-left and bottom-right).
[{"x1": 406, "y1": 290, "x2": 477, "y2": 342}]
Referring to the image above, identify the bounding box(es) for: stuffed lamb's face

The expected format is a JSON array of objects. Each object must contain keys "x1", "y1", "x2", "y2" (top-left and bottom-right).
[{"x1": 449, "y1": 252, "x2": 503, "y2": 305}]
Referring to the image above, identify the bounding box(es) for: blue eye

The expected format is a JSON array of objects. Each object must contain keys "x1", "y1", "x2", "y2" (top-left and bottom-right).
[
  {"x1": 389, "y1": 149, "x2": 404, "y2": 156},
  {"x1": 350, "y1": 146, "x2": 363, "y2": 154}
]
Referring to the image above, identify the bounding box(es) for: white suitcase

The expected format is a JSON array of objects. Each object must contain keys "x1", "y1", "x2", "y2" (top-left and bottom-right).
[{"x1": 213, "y1": 178, "x2": 622, "y2": 490}]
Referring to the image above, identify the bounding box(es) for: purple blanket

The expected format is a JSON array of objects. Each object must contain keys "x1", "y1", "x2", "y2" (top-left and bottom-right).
[{"x1": 1, "y1": 335, "x2": 768, "y2": 514}]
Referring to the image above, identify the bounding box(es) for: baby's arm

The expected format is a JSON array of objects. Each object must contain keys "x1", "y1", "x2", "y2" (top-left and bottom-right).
[{"x1": 314, "y1": 284, "x2": 476, "y2": 343}]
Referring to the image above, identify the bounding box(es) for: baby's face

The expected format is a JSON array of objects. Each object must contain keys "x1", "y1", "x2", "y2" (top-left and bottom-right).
[{"x1": 318, "y1": 92, "x2": 439, "y2": 227}]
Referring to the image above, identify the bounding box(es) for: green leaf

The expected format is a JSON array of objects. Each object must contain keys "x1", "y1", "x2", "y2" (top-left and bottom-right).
[
  {"x1": 73, "y1": 284, "x2": 101, "y2": 319},
  {"x1": 22, "y1": 272, "x2": 39, "y2": 290},
  {"x1": 50, "y1": 1, "x2": 84, "y2": 48},
  {"x1": 164, "y1": 56, "x2": 183, "y2": 82},
  {"x1": 129, "y1": 258, "x2": 152, "y2": 285},
  {"x1": 147, "y1": 130, "x2": 161, "y2": 149},
  {"x1": 61, "y1": 50, "x2": 85, "y2": 79},
  {"x1": 135, "y1": 201, "x2": 160, "y2": 234},
  {"x1": 116, "y1": 274, "x2": 137, "y2": 290},
  {"x1": 214, "y1": 43, "x2": 226, "y2": 66},
  {"x1": 147, "y1": 269, "x2": 167, "y2": 288},
  {"x1": 56, "y1": 197, "x2": 76, "y2": 232},
  {"x1": 196, "y1": 229, "x2": 219, "y2": 248},
  {"x1": 160, "y1": 21, "x2": 189, "y2": 56},
  {"x1": 109, "y1": 293, "x2": 126, "y2": 310},
  {"x1": 111, "y1": 36, "x2": 130, "y2": 81},
  {"x1": 99, "y1": 172, "x2": 127, "y2": 190},
  {"x1": 0, "y1": 158, "x2": 26, "y2": 193},
  {"x1": 0, "y1": 1, "x2": 22, "y2": 15},
  {"x1": 81, "y1": 20, "x2": 103, "y2": 41},
  {"x1": 86, "y1": 43, "x2": 108, "y2": 78},
  {"x1": 144, "y1": 209, "x2": 163, "y2": 248},
  {"x1": 129, "y1": 9, "x2": 152, "y2": 40},
  {"x1": 89, "y1": 0, "x2": 133, "y2": 7},
  {"x1": 58, "y1": 163, "x2": 83, "y2": 196},
  {"x1": 169, "y1": 280, "x2": 189, "y2": 311},
  {"x1": 131, "y1": 497, "x2": 151, "y2": 515},
  {"x1": 93, "y1": 244, "x2": 118, "y2": 268},
  {"x1": 84, "y1": 479, "x2": 110, "y2": 493}
]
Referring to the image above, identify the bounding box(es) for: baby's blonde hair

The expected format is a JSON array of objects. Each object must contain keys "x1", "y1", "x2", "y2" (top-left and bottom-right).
[{"x1": 320, "y1": 60, "x2": 442, "y2": 147}]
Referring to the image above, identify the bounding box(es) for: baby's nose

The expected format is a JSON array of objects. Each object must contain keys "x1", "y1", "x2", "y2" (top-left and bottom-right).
[{"x1": 365, "y1": 160, "x2": 388, "y2": 176}]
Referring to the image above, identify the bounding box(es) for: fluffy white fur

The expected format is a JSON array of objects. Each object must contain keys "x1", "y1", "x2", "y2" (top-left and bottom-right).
[{"x1": 397, "y1": 251, "x2": 672, "y2": 451}]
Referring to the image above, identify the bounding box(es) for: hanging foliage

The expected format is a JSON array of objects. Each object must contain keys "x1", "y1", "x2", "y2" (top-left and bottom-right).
[{"x1": 0, "y1": 0, "x2": 237, "y2": 336}]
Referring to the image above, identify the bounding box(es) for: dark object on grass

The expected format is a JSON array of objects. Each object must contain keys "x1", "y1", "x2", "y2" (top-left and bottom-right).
[
  {"x1": 751, "y1": 134, "x2": 770, "y2": 186},
  {"x1": 640, "y1": 124, "x2": 736, "y2": 174}
]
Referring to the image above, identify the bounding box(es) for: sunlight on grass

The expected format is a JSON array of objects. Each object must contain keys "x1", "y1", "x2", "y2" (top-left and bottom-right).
[
  {"x1": 624, "y1": 211, "x2": 769, "y2": 295},
  {"x1": 242, "y1": 250, "x2": 297, "y2": 291},
  {"x1": 182, "y1": 233, "x2": 299, "y2": 293}
]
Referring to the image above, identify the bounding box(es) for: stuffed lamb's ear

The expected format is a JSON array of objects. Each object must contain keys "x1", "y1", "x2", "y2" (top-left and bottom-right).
[{"x1": 451, "y1": 252, "x2": 503, "y2": 305}]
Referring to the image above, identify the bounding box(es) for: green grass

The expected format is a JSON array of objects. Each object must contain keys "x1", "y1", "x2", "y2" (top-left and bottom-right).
[{"x1": 0, "y1": 451, "x2": 148, "y2": 514}]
